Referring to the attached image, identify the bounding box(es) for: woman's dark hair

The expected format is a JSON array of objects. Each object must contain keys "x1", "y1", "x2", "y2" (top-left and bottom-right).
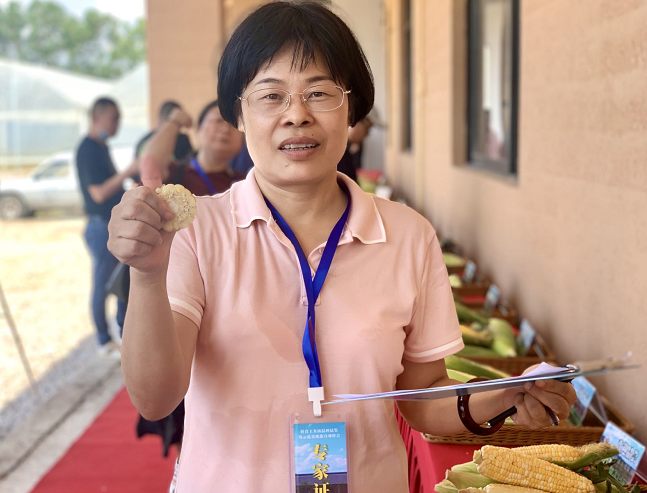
[
  {"x1": 217, "y1": 1, "x2": 374, "y2": 127},
  {"x1": 197, "y1": 100, "x2": 220, "y2": 128}
]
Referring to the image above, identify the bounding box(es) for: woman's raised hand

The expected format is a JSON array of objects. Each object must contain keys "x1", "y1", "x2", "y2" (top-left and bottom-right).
[{"x1": 107, "y1": 155, "x2": 176, "y2": 277}]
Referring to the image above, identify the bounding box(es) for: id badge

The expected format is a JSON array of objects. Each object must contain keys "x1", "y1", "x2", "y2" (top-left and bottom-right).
[{"x1": 289, "y1": 411, "x2": 350, "y2": 493}]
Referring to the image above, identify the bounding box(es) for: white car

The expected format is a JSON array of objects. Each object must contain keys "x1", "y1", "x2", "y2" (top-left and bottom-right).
[{"x1": 0, "y1": 147, "x2": 134, "y2": 220}]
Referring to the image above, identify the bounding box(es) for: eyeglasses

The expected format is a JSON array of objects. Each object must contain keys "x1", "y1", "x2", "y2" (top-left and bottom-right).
[{"x1": 238, "y1": 84, "x2": 351, "y2": 116}]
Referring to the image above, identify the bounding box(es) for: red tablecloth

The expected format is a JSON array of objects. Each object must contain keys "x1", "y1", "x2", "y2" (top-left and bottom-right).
[
  {"x1": 397, "y1": 408, "x2": 647, "y2": 492},
  {"x1": 458, "y1": 294, "x2": 487, "y2": 304},
  {"x1": 397, "y1": 407, "x2": 480, "y2": 493}
]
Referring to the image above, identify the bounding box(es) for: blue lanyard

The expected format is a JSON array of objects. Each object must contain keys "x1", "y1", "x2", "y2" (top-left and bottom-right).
[
  {"x1": 190, "y1": 158, "x2": 218, "y2": 196},
  {"x1": 264, "y1": 185, "x2": 351, "y2": 391}
]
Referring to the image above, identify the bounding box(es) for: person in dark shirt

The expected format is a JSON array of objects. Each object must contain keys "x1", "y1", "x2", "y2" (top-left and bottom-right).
[
  {"x1": 336, "y1": 147, "x2": 358, "y2": 182},
  {"x1": 336, "y1": 116, "x2": 375, "y2": 182},
  {"x1": 164, "y1": 100, "x2": 245, "y2": 196},
  {"x1": 134, "y1": 100, "x2": 194, "y2": 166},
  {"x1": 75, "y1": 97, "x2": 138, "y2": 357},
  {"x1": 228, "y1": 139, "x2": 254, "y2": 175}
]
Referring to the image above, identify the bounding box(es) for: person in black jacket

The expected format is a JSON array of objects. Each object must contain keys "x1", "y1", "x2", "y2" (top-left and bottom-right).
[{"x1": 75, "y1": 97, "x2": 138, "y2": 358}]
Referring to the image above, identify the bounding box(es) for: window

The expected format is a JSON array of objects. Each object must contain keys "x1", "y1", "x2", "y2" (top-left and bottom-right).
[
  {"x1": 467, "y1": 0, "x2": 519, "y2": 175},
  {"x1": 402, "y1": 0, "x2": 413, "y2": 151},
  {"x1": 33, "y1": 160, "x2": 70, "y2": 180}
]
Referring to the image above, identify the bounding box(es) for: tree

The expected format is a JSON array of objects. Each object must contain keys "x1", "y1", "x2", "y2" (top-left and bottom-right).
[{"x1": 0, "y1": 0, "x2": 146, "y2": 79}]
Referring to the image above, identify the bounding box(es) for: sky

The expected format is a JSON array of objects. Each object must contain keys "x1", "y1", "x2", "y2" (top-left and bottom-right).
[
  {"x1": 294, "y1": 423, "x2": 348, "y2": 475},
  {"x1": 0, "y1": 0, "x2": 145, "y2": 23}
]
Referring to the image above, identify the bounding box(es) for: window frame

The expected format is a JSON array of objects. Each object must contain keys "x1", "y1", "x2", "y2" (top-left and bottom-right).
[
  {"x1": 33, "y1": 159, "x2": 71, "y2": 180},
  {"x1": 402, "y1": 0, "x2": 413, "y2": 152},
  {"x1": 467, "y1": 0, "x2": 520, "y2": 176}
]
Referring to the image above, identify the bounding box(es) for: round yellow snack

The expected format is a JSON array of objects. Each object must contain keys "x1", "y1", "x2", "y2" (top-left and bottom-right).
[{"x1": 155, "y1": 184, "x2": 197, "y2": 232}]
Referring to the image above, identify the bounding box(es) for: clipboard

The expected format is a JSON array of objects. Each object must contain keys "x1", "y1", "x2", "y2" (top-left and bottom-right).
[{"x1": 324, "y1": 358, "x2": 640, "y2": 405}]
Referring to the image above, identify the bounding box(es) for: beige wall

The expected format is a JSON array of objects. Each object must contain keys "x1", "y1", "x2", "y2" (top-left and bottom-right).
[
  {"x1": 146, "y1": 0, "x2": 230, "y2": 129},
  {"x1": 386, "y1": 0, "x2": 647, "y2": 440},
  {"x1": 331, "y1": 0, "x2": 388, "y2": 170},
  {"x1": 223, "y1": 0, "x2": 265, "y2": 35}
]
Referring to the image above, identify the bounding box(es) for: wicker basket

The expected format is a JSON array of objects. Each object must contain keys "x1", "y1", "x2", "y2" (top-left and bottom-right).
[
  {"x1": 461, "y1": 333, "x2": 556, "y2": 376},
  {"x1": 452, "y1": 282, "x2": 491, "y2": 298},
  {"x1": 446, "y1": 264, "x2": 466, "y2": 275},
  {"x1": 458, "y1": 303, "x2": 519, "y2": 325},
  {"x1": 422, "y1": 395, "x2": 633, "y2": 446},
  {"x1": 487, "y1": 306, "x2": 518, "y2": 325}
]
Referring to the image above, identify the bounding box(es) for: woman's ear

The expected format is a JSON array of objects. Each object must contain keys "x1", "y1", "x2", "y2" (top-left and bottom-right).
[{"x1": 237, "y1": 115, "x2": 245, "y2": 133}]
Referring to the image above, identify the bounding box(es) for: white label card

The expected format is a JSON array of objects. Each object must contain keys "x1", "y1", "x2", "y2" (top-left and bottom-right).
[
  {"x1": 568, "y1": 377, "x2": 596, "y2": 426},
  {"x1": 517, "y1": 319, "x2": 536, "y2": 357},
  {"x1": 462, "y1": 260, "x2": 477, "y2": 283},
  {"x1": 602, "y1": 421, "x2": 646, "y2": 484},
  {"x1": 482, "y1": 284, "x2": 500, "y2": 315}
]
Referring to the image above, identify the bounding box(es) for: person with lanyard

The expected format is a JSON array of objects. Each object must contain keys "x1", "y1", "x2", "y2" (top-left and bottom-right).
[
  {"x1": 131, "y1": 99, "x2": 243, "y2": 493},
  {"x1": 157, "y1": 100, "x2": 245, "y2": 197},
  {"x1": 107, "y1": 3, "x2": 576, "y2": 492}
]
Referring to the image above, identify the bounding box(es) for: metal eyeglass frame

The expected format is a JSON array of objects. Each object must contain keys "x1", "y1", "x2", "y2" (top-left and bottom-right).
[{"x1": 238, "y1": 84, "x2": 351, "y2": 116}]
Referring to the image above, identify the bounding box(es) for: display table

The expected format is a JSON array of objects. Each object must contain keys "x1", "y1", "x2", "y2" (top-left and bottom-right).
[{"x1": 397, "y1": 407, "x2": 480, "y2": 493}]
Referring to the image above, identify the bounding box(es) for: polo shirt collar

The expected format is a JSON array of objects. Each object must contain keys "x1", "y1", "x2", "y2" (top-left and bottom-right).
[{"x1": 230, "y1": 168, "x2": 386, "y2": 245}]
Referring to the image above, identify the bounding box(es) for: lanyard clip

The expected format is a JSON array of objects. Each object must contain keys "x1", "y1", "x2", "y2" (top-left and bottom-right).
[{"x1": 308, "y1": 387, "x2": 325, "y2": 417}]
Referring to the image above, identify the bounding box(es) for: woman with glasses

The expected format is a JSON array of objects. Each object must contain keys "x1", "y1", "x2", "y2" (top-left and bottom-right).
[
  {"x1": 142, "y1": 100, "x2": 245, "y2": 197},
  {"x1": 107, "y1": 3, "x2": 576, "y2": 492}
]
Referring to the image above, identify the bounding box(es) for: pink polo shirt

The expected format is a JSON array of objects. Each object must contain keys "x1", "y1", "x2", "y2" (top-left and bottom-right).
[{"x1": 167, "y1": 169, "x2": 463, "y2": 493}]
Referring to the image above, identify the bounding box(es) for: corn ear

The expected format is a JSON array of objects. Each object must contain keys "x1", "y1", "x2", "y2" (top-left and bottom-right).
[
  {"x1": 514, "y1": 443, "x2": 619, "y2": 471},
  {"x1": 457, "y1": 483, "x2": 573, "y2": 492},
  {"x1": 456, "y1": 301, "x2": 490, "y2": 325},
  {"x1": 451, "y1": 461, "x2": 480, "y2": 474},
  {"x1": 461, "y1": 325, "x2": 494, "y2": 347},
  {"x1": 450, "y1": 274, "x2": 463, "y2": 288},
  {"x1": 484, "y1": 486, "x2": 547, "y2": 492},
  {"x1": 447, "y1": 470, "x2": 495, "y2": 490},
  {"x1": 487, "y1": 318, "x2": 518, "y2": 357},
  {"x1": 514, "y1": 442, "x2": 619, "y2": 471},
  {"x1": 446, "y1": 354, "x2": 510, "y2": 379},
  {"x1": 447, "y1": 369, "x2": 478, "y2": 383},
  {"x1": 557, "y1": 443, "x2": 619, "y2": 470},
  {"x1": 435, "y1": 479, "x2": 459, "y2": 493},
  {"x1": 475, "y1": 445, "x2": 595, "y2": 493},
  {"x1": 513, "y1": 444, "x2": 583, "y2": 463},
  {"x1": 457, "y1": 345, "x2": 501, "y2": 358},
  {"x1": 445, "y1": 355, "x2": 511, "y2": 380},
  {"x1": 444, "y1": 253, "x2": 467, "y2": 268}
]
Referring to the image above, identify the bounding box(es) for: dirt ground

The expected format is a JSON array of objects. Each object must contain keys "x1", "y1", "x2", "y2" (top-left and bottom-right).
[{"x1": 0, "y1": 212, "x2": 115, "y2": 412}]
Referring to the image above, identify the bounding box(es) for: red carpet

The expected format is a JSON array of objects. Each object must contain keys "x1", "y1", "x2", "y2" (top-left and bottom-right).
[{"x1": 30, "y1": 387, "x2": 177, "y2": 493}]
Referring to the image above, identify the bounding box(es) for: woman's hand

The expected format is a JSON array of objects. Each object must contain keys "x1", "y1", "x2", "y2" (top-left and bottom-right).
[
  {"x1": 107, "y1": 187, "x2": 176, "y2": 276},
  {"x1": 501, "y1": 365, "x2": 577, "y2": 430},
  {"x1": 107, "y1": 155, "x2": 175, "y2": 278}
]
